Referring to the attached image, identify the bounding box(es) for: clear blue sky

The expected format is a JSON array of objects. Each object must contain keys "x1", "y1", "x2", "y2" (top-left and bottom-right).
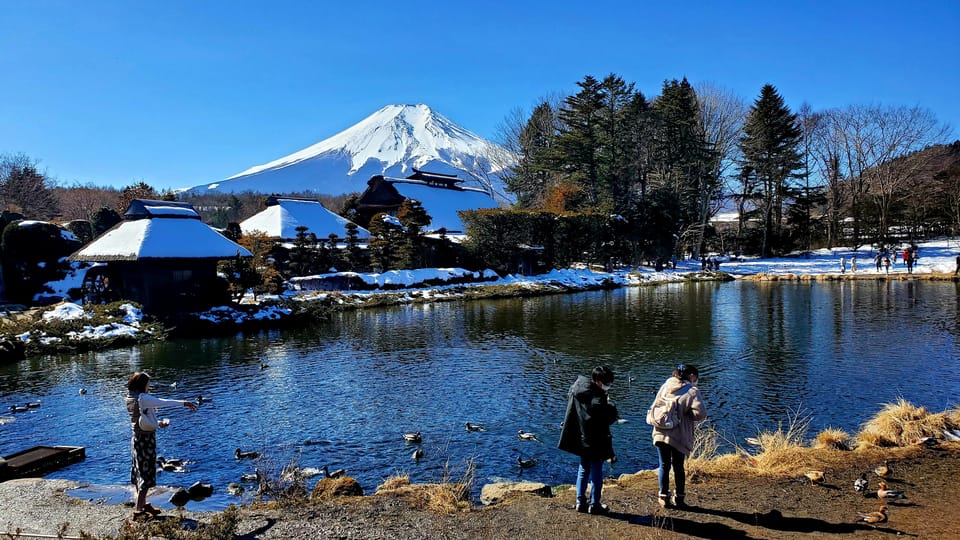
[{"x1": 2, "y1": 0, "x2": 958, "y2": 191}]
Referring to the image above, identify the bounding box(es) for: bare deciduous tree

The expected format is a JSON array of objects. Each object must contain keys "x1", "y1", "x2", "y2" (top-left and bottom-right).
[{"x1": 0, "y1": 153, "x2": 60, "y2": 220}]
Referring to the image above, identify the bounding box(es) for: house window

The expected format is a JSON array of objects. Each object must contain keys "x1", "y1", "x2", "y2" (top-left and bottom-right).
[{"x1": 172, "y1": 269, "x2": 193, "y2": 282}]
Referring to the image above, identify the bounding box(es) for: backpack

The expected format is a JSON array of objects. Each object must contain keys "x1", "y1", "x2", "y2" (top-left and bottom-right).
[{"x1": 646, "y1": 392, "x2": 682, "y2": 430}]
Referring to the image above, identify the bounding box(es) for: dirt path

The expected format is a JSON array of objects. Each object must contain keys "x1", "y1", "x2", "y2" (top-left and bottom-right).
[{"x1": 3, "y1": 443, "x2": 958, "y2": 539}]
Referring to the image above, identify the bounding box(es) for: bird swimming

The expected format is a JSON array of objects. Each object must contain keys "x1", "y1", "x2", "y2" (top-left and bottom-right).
[
  {"x1": 235, "y1": 448, "x2": 260, "y2": 460},
  {"x1": 412, "y1": 448, "x2": 424, "y2": 461},
  {"x1": 226, "y1": 482, "x2": 244, "y2": 496},
  {"x1": 517, "y1": 455, "x2": 537, "y2": 469},
  {"x1": 240, "y1": 473, "x2": 260, "y2": 483},
  {"x1": 196, "y1": 395, "x2": 211, "y2": 405},
  {"x1": 465, "y1": 422, "x2": 487, "y2": 432},
  {"x1": 25, "y1": 402, "x2": 40, "y2": 408},
  {"x1": 517, "y1": 430, "x2": 540, "y2": 442},
  {"x1": 403, "y1": 431, "x2": 422, "y2": 443}
]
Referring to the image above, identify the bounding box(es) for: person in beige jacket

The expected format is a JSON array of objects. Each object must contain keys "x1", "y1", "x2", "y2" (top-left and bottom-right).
[{"x1": 650, "y1": 364, "x2": 707, "y2": 508}]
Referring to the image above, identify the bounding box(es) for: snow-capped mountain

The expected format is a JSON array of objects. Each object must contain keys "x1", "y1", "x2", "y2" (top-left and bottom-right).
[{"x1": 189, "y1": 104, "x2": 514, "y2": 200}]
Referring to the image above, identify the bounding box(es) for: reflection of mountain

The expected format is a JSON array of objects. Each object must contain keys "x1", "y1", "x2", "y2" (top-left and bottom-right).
[{"x1": 187, "y1": 104, "x2": 513, "y2": 199}]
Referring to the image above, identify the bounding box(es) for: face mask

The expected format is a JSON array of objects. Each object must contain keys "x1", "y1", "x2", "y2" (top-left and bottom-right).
[{"x1": 600, "y1": 383, "x2": 611, "y2": 392}]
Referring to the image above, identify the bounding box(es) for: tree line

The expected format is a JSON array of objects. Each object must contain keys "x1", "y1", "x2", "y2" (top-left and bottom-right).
[
  {"x1": 489, "y1": 74, "x2": 955, "y2": 261},
  {"x1": 2, "y1": 73, "x2": 957, "y2": 291}
]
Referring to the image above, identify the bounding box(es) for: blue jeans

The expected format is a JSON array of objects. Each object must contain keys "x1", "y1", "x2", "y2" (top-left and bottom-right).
[
  {"x1": 576, "y1": 457, "x2": 604, "y2": 506},
  {"x1": 656, "y1": 442, "x2": 685, "y2": 497}
]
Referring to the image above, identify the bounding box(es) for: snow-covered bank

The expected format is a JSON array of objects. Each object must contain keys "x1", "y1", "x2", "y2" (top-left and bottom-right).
[{"x1": 6, "y1": 238, "x2": 959, "y2": 356}]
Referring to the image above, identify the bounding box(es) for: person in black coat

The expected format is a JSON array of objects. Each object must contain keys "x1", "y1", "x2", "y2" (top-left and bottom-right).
[{"x1": 557, "y1": 365, "x2": 618, "y2": 515}]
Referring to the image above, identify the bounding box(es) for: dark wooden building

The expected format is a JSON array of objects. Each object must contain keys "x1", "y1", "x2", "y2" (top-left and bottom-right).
[
  {"x1": 356, "y1": 169, "x2": 498, "y2": 234},
  {"x1": 70, "y1": 200, "x2": 252, "y2": 312}
]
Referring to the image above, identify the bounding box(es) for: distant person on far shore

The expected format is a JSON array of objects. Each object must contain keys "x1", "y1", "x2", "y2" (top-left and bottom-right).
[
  {"x1": 851, "y1": 255, "x2": 857, "y2": 273},
  {"x1": 840, "y1": 256, "x2": 846, "y2": 274},
  {"x1": 875, "y1": 253, "x2": 882, "y2": 272},
  {"x1": 905, "y1": 249, "x2": 914, "y2": 274},
  {"x1": 883, "y1": 256, "x2": 891, "y2": 274},
  {"x1": 955, "y1": 254, "x2": 960, "y2": 276}
]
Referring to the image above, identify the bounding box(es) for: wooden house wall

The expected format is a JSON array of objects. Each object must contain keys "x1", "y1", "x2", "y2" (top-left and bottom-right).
[{"x1": 113, "y1": 260, "x2": 227, "y2": 312}]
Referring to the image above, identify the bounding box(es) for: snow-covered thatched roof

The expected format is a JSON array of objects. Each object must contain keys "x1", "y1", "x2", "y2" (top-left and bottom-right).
[
  {"x1": 71, "y1": 200, "x2": 251, "y2": 262},
  {"x1": 239, "y1": 197, "x2": 370, "y2": 240},
  {"x1": 383, "y1": 178, "x2": 498, "y2": 233}
]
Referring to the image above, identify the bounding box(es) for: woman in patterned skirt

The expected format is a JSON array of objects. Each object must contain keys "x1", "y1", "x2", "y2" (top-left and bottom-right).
[{"x1": 125, "y1": 371, "x2": 196, "y2": 518}]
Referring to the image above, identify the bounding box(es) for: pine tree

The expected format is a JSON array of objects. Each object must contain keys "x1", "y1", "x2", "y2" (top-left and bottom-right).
[
  {"x1": 507, "y1": 102, "x2": 560, "y2": 208},
  {"x1": 650, "y1": 78, "x2": 718, "y2": 254},
  {"x1": 367, "y1": 213, "x2": 402, "y2": 272},
  {"x1": 397, "y1": 199, "x2": 431, "y2": 268},
  {"x1": 738, "y1": 84, "x2": 803, "y2": 256},
  {"x1": 343, "y1": 222, "x2": 366, "y2": 271},
  {"x1": 556, "y1": 75, "x2": 605, "y2": 209},
  {"x1": 117, "y1": 181, "x2": 158, "y2": 213}
]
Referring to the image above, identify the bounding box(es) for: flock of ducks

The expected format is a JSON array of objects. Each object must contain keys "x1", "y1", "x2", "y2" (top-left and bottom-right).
[{"x1": 804, "y1": 458, "x2": 914, "y2": 526}]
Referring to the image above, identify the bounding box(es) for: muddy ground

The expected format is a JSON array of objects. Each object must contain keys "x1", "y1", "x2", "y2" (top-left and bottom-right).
[{"x1": 2, "y1": 443, "x2": 957, "y2": 539}]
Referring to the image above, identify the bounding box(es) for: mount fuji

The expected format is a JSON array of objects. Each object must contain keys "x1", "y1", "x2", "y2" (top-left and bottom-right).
[{"x1": 189, "y1": 104, "x2": 514, "y2": 201}]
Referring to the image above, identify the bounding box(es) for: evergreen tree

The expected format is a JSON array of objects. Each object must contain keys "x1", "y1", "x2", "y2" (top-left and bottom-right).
[
  {"x1": 343, "y1": 222, "x2": 365, "y2": 271},
  {"x1": 555, "y1": 76, "x2": 605, "y2": 209},
  {"x1": 288, "y1": 225, "x2": 316, "y2": 277},
  {"x1": 367, "y1": 213, "x2": 403, "y2": 271},
  {"x1": 650, "y1": 78, "x2": 718, "y2": 255},
  {"x1": 91, "y1": 206, "x2": 122, "y2": 237},
  {"x1": 507, "y1": 101, "x2": 560, "y2": 208},
  {"x1": 117, "y1": 181, "x2": 158, "y2": 213},
  {"x1": 397, "y1": 199, "x2": 431, "y2": 268},
  {"x1": 738, "y1": 84, "x2": 803, "y2": 256},
  {"x1": 223, "y1": 222, "x2": 242, "y2": 242}
]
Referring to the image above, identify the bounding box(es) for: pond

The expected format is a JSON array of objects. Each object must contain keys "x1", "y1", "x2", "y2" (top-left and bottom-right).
[{"x1": 2, "y1": 279, "x2": 959, "y2": 510}]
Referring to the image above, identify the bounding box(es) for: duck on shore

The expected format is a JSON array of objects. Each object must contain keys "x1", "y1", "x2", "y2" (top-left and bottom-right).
[
  {"x1": 877, "y1": 482, "x2": 906, "y2": 499},
  {"x1": 856, "y1": 505, "x2": 888, "y2": 525}
]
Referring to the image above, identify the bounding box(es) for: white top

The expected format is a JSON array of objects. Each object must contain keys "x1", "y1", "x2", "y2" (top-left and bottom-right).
[{"x1": 135, "y1": 393, "x2": 185, "y2": 427}]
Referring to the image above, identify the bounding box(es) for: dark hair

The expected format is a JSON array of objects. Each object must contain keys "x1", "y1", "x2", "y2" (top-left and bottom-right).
[
  {"x1": 592, "y1": 365, "x2": 614, "y2": 385},
  {"x1": 127, "y1": 371, "x2": 150, "y2": 393},
  {"x1": 673, "y1": 364, "x2": 699, "y2": 381}
]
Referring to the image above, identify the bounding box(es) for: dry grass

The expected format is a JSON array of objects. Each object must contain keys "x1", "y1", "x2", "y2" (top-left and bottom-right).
[
  {"x1": 856, "y1": 398, "x2": 954, "y2": 449},
  {"x1": 372, "y1": 460, "x2": 474, "y2": 513},
  {"x1": 814, "y1": 427, "x2": 852, "y2": 450}
]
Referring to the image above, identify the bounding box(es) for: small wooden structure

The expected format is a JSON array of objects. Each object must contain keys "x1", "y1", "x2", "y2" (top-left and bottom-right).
[
  {"x1": 0, "y1": 445, "x2": 86, "y2": 482},
  {"x1": 70, "y1": 200, "x2": 252, "y2": 312}
]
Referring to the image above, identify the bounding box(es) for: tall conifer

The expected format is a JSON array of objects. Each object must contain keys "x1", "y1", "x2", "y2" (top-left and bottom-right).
[{"x1": 738, "y1": 84, "x2": 802, "y2": 256}]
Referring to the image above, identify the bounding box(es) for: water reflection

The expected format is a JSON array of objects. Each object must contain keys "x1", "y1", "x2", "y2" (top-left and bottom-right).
[{"x1": 1, "y1": 281, "x2": 958, "y2": 510}]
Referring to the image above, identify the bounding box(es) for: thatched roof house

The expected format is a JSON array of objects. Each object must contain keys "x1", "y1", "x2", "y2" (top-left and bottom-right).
[
  {"x1": 70, "y1": 200, "x2": 251, "y2": 312},
  {"x1": 356, "y1": 169, "x2": 499, "y2": 234},
  {"x1": 239, "y1": 196, "x2": 370, "y2": 240}
]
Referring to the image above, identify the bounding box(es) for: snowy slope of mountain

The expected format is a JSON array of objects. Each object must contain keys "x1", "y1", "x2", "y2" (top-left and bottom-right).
[{"x1": 190, "y1": 104, "x2": 513, "y2": 200}]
